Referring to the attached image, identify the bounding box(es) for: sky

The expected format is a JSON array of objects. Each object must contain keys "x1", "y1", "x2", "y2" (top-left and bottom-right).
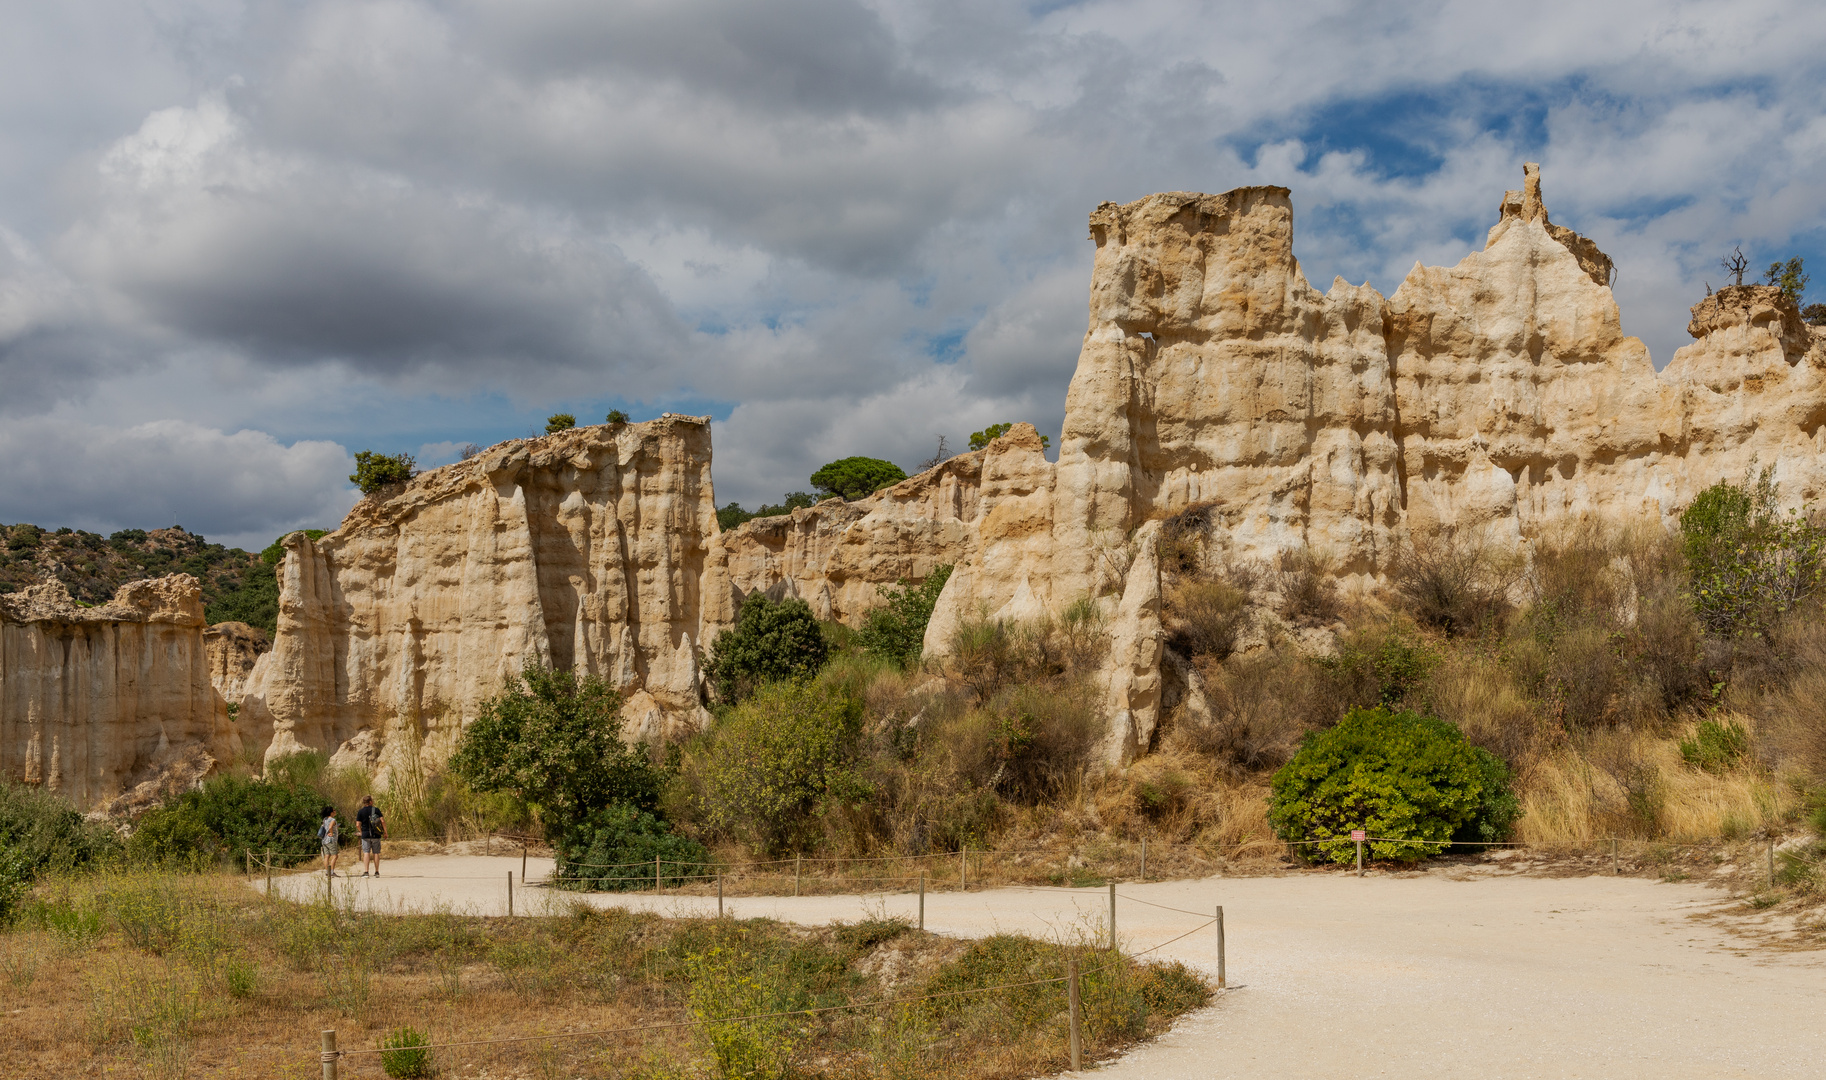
[{"x1": 2, "y1": 1, "x2": 1824, "y2": 551}]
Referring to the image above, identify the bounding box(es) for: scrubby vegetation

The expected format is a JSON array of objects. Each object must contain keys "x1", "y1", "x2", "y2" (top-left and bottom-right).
[
  {"x1": 705, "y1": 594, "x2": 829, "y2": 703},
  {"x1": 350, "y1": 450, "x2": 418, "y2": 495},
  {"x1": 0, "y1": 871, "x2": 1205, "y2": 1079}
]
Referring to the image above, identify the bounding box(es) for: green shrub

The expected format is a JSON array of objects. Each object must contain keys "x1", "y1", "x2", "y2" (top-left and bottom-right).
[
  {"x1": 0, "y1": 850, "x2": 32, "y2": 924},
  {"x1": 127, "y1": 774, "x2": 325, "y2": 868},
  {"x1": 856, "y1": 565, "x2": 953, "y2": 669},
  {"x1": 605, "y1": 408, "x2": 630, "y2": 424},
  {"x1": 554, "y1": 804, "x2": 710, "y2": 891},
  {"x1": 716, "y1": 502, "x2": 755, "y2": 531},
  {"x1": 545, "y1": 413, "x2": 576, "y2": 433},
  {"x1": 1680, "y1": 719, "x2": 1751, "y2": 773},
  {"x1": 1321, "y1": 622, "x2": 1436, "y2": 709},
  {"x1": 1681, "y1": 470, "x2": 1826, "y2": 636},
  {"x1": 349, "y1": 451, "x2": 417, "y2": 495},
  {"x1": 0, "y1": 782, "x2": 120, "y2": 885},
  {"x1": 693, "y1": 681, "x2": 867, "y2": 853},
  {"x1": 706, "y1": 593, "x2": 829, "y2": 702},
  {"x1": 381, "y1": 1026, "x2": 433, "y2": 1079},
  {"x1": 684, "y1": 928, "x2": 810, "y2": 1080},
  {"x1": 450, "y1": 664, "x2": 663, "y2": 839},
  {"x1": 809, "y1": 457, "x2": 908, "y2": 501},
  {"x1": 1267, "y1": 706, "x2": 1520, "y2": 863}
]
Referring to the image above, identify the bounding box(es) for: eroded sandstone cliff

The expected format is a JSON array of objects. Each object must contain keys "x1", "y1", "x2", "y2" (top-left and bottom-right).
[
  {"x1": 0, "y1": 575, "x2": 232, "y2": 807},
  {"x1": 239, "y1": 416, "x2": 719, "y2": 783}
]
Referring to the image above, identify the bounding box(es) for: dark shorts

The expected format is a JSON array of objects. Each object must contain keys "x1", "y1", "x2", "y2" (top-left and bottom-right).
[{"x1": 360, "y1": 838, "x2": 382, "y2": 855}]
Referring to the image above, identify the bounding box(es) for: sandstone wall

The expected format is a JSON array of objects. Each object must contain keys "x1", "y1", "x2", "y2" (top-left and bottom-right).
[
  {"x1": 0, "y1": 576, "x2": 231, "y2": 808},
  {"x1": 921, "y1": 164, "x2": 1826, "y2": 765},
  {"x1": 240, "y1": 417, "x2": 720, "y2": 783}
]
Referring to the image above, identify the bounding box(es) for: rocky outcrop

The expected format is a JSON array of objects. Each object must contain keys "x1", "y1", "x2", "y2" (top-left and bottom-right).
[
  {"x1": 711, "y1": 450, "x2": 988, "y2": 625},
  {"x1": 0, "y1": 575, "x2": 232, "y2": 807},
  {"x1": 204, "y1": 622, "x2": 267, "y2": 708},
  {"x1": 240, "y1": 417, "x2": 720, "y2": 783},
  {"x1": 918, "y1": 164, "x2": 1826, "y2": 765}
]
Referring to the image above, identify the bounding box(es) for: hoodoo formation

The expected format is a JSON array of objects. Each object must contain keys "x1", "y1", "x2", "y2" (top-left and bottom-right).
[{"x1": 6, "y1": 165, "x2": 1825, "y2": 806}]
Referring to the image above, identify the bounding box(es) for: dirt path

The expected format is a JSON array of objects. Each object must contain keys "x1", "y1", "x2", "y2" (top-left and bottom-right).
[{"x1": 265, "y1": 856, "x2": 1825, "y2": 1078}]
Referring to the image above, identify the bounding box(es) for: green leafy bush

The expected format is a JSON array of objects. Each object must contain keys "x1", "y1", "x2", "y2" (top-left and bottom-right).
[
  {"x1": 605, "y1": 408, "x2": 630, "y2": 424},
  {"x1": 693, "y1": 681, "x2": 867, "y2": 853},
  {"x1": 1680, "y1": 719, "x2": 1751, "y2": 773},
  {"x1": 349, "y1": 451, "x2": 417, "y2": 495},
  {"x1": 716, "y1": 502, "x2": 755, "y2": 530},
  {"x1": 809, "y1": 457, "x2": 907, "y2": 501},
  {"x1": 706, "y1": 593, "x2": 829, "y2": 702},
  {"x1": 1267, "y1": 706, "x2": 1520, "y2": 863},
  {"x1": 856, "y1": 565, "x2": 953, "y2": 669},
  {"x1": 381, "y1": 1026, "x2": 433, "y2": 1079},
  {"x1": 1681, "y1": 470, "x2": 1826, "y2": 636},
  {"x1": 545, "y1": 413, "x2": 576, "y2": 433},
  {"x1": 127, "y1": 774, "x2": 325, "y2": 868},
  {"x1": 0, "y1": 782, "x2": 120, "y2": 878},
  {"x1": 450, "y1": 664, "x2": 663, "y2": 839},
  {"x1": 556, "y1": 805, "x2": 710, "y2": 891}
]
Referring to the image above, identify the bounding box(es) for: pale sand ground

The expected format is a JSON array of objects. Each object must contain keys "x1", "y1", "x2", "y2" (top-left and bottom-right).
[{"x1": 266, "y1": 855, "x2": 1825, "y2": 1078}]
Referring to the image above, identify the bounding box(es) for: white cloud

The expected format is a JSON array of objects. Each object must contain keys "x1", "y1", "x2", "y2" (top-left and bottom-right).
[
  {"x1": 0, "y1": 419, "x2": 356, "y2": 550},
  {"x1": 1, "y1": 0, "x2": 1825, "y2": 533}
]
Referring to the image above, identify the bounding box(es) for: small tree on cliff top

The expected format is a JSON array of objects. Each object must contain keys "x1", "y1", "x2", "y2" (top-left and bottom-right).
[{"x1": 350, "y1": 451, "x2": 416, "y2": 495}]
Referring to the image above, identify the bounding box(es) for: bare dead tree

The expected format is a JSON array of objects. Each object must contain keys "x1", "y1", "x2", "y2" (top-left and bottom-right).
[
  {"x1": 918, "y1": 434, "x2": 951, "y2": 472},
  {"x1": 1721, "y1": 246, "x2": 1749, "y2": 287}
]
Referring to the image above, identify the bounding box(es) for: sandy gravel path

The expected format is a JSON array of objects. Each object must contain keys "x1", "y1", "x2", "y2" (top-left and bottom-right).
[{"x1": 265, "y1": 856, "x2": 1825, "y2": 1078}]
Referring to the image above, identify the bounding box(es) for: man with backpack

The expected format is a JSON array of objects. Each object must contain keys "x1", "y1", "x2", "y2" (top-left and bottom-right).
[{"x1": 356, "y1": 794, "x2": 387, "y2": 877}]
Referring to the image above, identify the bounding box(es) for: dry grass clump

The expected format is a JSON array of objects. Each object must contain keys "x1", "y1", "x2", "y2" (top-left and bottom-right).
[
  {"x1": 1, "y1": 869, "x2": 1207, "y2": 1079},
  {"x1": 1275, "y1": 547, "x2": 1342, "y2": 626}
]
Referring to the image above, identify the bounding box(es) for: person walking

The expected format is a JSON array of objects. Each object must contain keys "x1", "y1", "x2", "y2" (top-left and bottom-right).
[
  {"x1": 318, "y1": 805, "x2": 340, "y2": 877},
  {"x1": 356, "y1": 794, "x2": 387, "y2": 877}
]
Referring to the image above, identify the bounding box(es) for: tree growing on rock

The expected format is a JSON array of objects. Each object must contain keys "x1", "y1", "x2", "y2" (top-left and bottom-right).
[
  {"x1": 706, "y1": 593, "x2": 828, "y2": 702},
  {"x1": 545, "y1": 413, "x2": 577, "y2": 433},
  {"x1": 809, "y1": 457, "x2": 907, "y2": 501},
  {"x1": 349, "y1": 451, "x2": 416, "y2": 494}
]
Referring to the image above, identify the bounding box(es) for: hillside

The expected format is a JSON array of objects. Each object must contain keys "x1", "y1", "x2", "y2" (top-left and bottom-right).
[{"x1": 0, "y1": 523, "x2": 315, "y2": 636}]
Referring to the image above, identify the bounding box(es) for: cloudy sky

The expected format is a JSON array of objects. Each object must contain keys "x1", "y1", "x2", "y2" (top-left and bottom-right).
[{"x1": 3, "y1": 1, "x2": 1823, "y2": 549}]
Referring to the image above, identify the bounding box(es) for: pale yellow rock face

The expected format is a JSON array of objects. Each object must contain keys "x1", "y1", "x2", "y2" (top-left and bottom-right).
[
  {"x1": 922, "y1": 164, "x2": 1826, "y2": 765},
  {"x1": 240, "y1": 417, "x2": 720, "y2": 783},
  {"x1": 711, "y1": 449, "x2": 985, "y2": 626},
  {"x1": 204, "y1": 622, "x2": 267, "y2": 707},
  {"x1": 0, "y1": 575, "x2": 232, "y2": 808}
]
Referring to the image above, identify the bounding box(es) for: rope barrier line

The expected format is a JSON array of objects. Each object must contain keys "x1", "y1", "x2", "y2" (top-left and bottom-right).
[{"x1": 330, "y1": 929, "x2": 1193, "y2": 1060}]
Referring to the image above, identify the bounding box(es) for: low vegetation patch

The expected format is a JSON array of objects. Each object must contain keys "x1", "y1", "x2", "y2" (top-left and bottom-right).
[{"x1": 0, "y1": 869, "x2": 1206, "y2": 1079}]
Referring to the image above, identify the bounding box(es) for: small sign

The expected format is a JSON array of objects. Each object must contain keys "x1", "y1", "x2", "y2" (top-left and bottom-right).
[{"x1": 1350, "y1": 830, "x2": 1366, "y2": 843}]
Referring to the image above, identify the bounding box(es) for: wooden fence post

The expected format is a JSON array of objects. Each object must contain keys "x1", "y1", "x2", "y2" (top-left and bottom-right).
[
  {"x1": 522, "y1": 842, "x2": 528, "y2": 885},
  {"x1": 1769, "y1": 840, "x2": 1777, "y2": 887},
  {"x1": 918, "y1": 873, "x2": 925, "y2": 931},
  {"x1": 717, "y1": 873, "x2": 724, "y2": 918},
  {"x1": 265, "y1": 850, "x2": 273, "y2": 896},
  {"x1": 795, "y1": 855, "x2": 801, "y2": 897},
  {"x1": 1067, "y1": 957, "x2": 1082, "y2": 1071},
  {"x1": 1108, "y1": 881, "x2": 1117, "y2": 950},
  {"x1": 507, "y1": 871, "x2": 514, "y2": 917},
  {"x1": 960, "y1": 845, "x2": 967, "y2": 891},
  {"x1": 657, "y1": 856, "x2": 664, "y2": 896},
  {"x1": 1612, "y1": 837, "x2": 1619, "y2": 875},
  {"x1": 1215, "y1": 905, "x2": 1226, "y2": 989},
  {"x1": 321, "y1": 1028, "x2": 339, "y2": 1080},
  {"x1": 1355, "y1": 839, "x2": 1364, "y2": 878},
  {"x1": 1140, "y1": 836, "x2": 1147, "y2": 882}
]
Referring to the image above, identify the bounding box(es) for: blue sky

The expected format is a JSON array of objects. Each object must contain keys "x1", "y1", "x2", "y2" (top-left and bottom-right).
[{"x1": 1, "y1": 1, "x2": 1823, "y2": 549}]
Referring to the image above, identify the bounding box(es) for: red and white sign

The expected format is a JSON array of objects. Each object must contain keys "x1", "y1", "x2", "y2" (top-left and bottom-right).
[{"x1": 1350, "y1": 830, "x2": 1366, "y2": 843}]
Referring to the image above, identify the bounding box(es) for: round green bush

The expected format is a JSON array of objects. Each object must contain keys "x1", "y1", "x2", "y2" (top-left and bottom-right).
[
  {"x1": 1267, "y1": 706, "x2": 1519, "y2": 864},
  {"x1": 127, "y1": 774, "x2": 326, "y2": 868},
  {"x1": 554, "y1": 804, "x2": 709, "y2": 891},
  {"x1": 705, "y1": 593, "x2": 829, "y2": 702}
]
